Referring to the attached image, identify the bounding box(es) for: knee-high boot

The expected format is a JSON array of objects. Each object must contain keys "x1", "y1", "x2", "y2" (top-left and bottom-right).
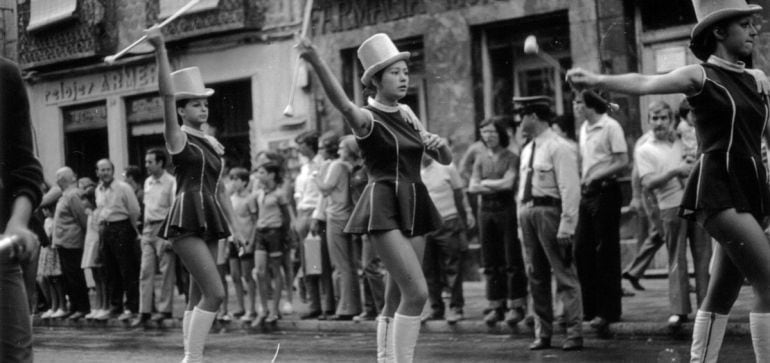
[
  {"x1": 750, "y1": 312, "x2": 770, "y2": 362},
  {"x1": 691, "y1": 310, "x2": 728, "y2": 363},
  {"x1": 183, "y1": 307, "x2": 217, "y2": 363},
  {"x1": 393, "y1": 313, "x2": 421, "y2": 363},
  {"x1": 376, "y1": 316, "x2": 394, "y2": 363},
  {"x1": 182, "y1": 310, "x2": 192, "y2": 352}
]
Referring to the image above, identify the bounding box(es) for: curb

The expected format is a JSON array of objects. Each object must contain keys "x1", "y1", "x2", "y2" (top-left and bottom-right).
[{"x1": 32, "y1": 318, "x2": 752, "y2": 338}]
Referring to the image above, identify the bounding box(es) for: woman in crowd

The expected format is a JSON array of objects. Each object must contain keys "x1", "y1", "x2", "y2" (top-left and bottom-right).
[
  {"x1": 146, "y1": 27, "x2": 239, "y2": 363},
  {"x1": 297, "y1": 33, "x2": 452, "y2": 362},
  {"x1": 566, "y1": 1, "x2": 770, "y2": 361}
]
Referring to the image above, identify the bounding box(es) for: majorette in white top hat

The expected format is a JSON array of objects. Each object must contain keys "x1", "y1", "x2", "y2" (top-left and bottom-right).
[
  {"x1": 357, "y1": 33, "x2": 410, "y2": 87},
  {"x1": 690, "y1": 0, "x2": 762, "y2": 40},
  {"x1": 171, "y1": 67, "x2": 215, "y2": 100}
]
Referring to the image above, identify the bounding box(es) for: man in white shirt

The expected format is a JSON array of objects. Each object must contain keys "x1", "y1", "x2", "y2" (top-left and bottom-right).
[
  {"x1": 573, "y1": 90, "x2": 628, "y2": 333},
  {"x1": 515, "y1": 96, "x2": 583, "y2": 351},
  {"x1": 132, "y1": 149, "x2": 177, "y2": 327}
]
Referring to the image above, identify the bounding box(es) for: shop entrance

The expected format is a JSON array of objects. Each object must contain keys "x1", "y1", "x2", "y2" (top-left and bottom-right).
[{"x1": 63, "y1": 102, "x2": 109, "y2": 182}]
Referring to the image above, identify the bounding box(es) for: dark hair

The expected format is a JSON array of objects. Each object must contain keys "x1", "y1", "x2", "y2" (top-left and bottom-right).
[
  {"x1": 124, "y1": 165, "x2": 143, "y2": 183},
  {"x1": 175, "y1": 99, "x2": 193, "y2": 126},
  {"x1": 229, "y1": 167, "x2": 250, "y2": 183},
  {"x1": 257, "y1": 161, "x2": 283, "y2": 185},
  {"x1": 80, "y1": 186, "x2": 96, "y2": 207},
  {"x1": 320, "y1": 132, "x2": 340, "y2": 159},
  {"x1": 364, "y1": 68, "x2": 387, "y2": 96},
  {"x1": 553, "y1": 114, "x2": 576, "y2": 140},
  {"x1": 579, "y1": 90, "x2": 610, "y2": 114},
  {"x1": 146, "y1": 148, "x2": 167, "y2": 168},
  {"x1": 295, "y1": 130, "x2": 319, "y2": 154},
  {"x1": 478, "y1": 116, "x2": 511, "y2": 148},
  {"x1": 521, "y1": 105, "x2": 554, "y2": 124},
  {"x1": 690, "y1": 18, "x2": 733, "y2": 62}
]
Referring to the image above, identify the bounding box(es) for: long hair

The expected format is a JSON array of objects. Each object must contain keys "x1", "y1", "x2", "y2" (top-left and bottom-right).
[{"x1": 479, "y1": 116, "x2": 511, "y2": 148}]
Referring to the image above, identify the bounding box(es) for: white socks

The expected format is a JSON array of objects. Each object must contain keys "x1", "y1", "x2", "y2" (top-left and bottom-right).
[
  {"x1": 750, "y1": 312, "x2": 770, "y2": 362},
  {"x1": 691, "y1": 310, "x2": 728, "y2": 363},
  {"x1": 183, "y1": 307, "x2": 217, "y2": 363},
  {"x1": 376, "y1": 316, "x2": 394, "y2": 363},
  {"x1": 182, "y1": 310, "x2": 192, "y2": 352},
  {"x1": 393, "y1": 313, "x2": 421, "y2": 363}
]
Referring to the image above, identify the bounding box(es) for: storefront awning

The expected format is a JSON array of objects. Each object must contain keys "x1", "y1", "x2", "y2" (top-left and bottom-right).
[{"x1": 27, "y1": 0, "x2": 77, "y2": 32}]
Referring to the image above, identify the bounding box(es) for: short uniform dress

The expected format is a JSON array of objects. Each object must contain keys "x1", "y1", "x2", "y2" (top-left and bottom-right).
[
  {"x1": 159, "y1": 131, "x2": 230, "y2": 241},
  {"x1": 344, "y1": 101, "x2": 442, "y2": 237},
  {"x1": 680, "y1": 62, "x2": 770, "y2": 221}
]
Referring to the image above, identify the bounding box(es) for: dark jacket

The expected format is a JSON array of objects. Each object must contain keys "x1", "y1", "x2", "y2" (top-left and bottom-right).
[{"x1": 0, "y1": 57, "x2": 43, "y2": 230}]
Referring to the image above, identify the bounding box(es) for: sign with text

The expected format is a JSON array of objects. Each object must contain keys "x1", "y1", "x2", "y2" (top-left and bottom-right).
[
  {"x1": 44, "y1": 64, "x2": 157, "y2": 105},
  {"x1": 126, "y1": 95, "x2": 164, "y2": 124},
  {"x1": 313, "y1": 0, "x2": 426, "y2": 34},
  {"x1": 63, "y1": 102, "x2": 107, "y2": 132}
]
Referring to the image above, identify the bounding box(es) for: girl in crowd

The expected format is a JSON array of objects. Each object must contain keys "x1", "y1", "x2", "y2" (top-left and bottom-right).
[
  {"x1": 566, "y1": 1, "x2": 770, "y2": 361},
  {"x1": 146, "y1": 28, "x2": 239, "y2": 363},
  {"x1": 228, "y1": 167, "x2": 259, "y2": 322},
  {"x1": 252, "y1": 161, "x2": 295, "y2": 326},
  {"x1": 313, "y1": 135, "x2": 362, "y2": 320},
  {"x1": 38, "y1": 204, "x2": 66, "y2": 319},
  {"x1": 79, "y1": 187, "x2": 109, "y2": 320},
  {"x1": 297, "y1": 33, "x2": 452, "y2": 362}
]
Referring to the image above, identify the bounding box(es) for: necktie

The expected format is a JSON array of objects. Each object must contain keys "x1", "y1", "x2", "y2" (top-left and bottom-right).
[{"x1": 522, "y1": 140, "x2": 536, "y2": 203}]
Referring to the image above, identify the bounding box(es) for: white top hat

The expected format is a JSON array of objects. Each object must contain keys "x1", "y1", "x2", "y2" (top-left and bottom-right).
[
  {"x1": 357, "y1": 33, "x2": 410, "y2": 87},
  {"x1": 171, "y1": 67, "x2": 214, "y2": 100},
  {"x1": 690, "y1": 0, "x2": 762, "y2": 40}
]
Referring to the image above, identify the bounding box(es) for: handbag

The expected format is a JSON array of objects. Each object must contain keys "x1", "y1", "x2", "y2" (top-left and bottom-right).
[{"x1": 303, "y1": 233, "x2": 322, "y2": 276}]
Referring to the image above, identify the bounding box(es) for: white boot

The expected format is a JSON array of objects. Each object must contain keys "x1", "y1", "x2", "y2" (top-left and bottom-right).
[
  {"x1": 691, "y1": 310, "x2": 728, "y2": 363},
  {"x1": 376, "y1": 316, "x2": 394, "y2": 363},
  {"x1": 750, "y1": 312, "x2": 770, "y2": 362},
  {"x1": 182, "y1": 310, "x2": 193, "y2": 353},
  {"x1": 182, "y1": 307, "x2": 217, "y2": 363},
  {"x1": 393, "y1": 313, "x2": 421, "y2": 363}
]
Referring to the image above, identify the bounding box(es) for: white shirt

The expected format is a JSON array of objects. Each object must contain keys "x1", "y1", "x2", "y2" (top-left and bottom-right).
[
  {"x1": 635, "y1": 136, "x2": 685, "y2": 210},
  {"x1": 421, "y1": 161, "x2": 464, "y2": 220},
  {"x1": 579, "y1": 114, "x2": 628, "y2": 182},
  {"x1": 517, "y1": 128, "x2": 581, "y2": 236},
  {"x1": 143, "y1": 171, "x2": 176, "y2": 223},
  {"x1": 294, "y1": 154, "x2": 324, "y2": 211}
]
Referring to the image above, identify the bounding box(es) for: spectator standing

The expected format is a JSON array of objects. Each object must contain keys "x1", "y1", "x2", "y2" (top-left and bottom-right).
[
  {"x1": 38, "y1": 204, "x2": 65, "y2": 319},
  {"x1": 227, "y1": 167, "x2": 258, "y2": 322},
  {"x1": 515, "y1": 96, "x2": 583, "y2": 351},
  {"x1": 420, "y1": 155, "x2": 474, "y2": 324},
  {"x1": 313, "y1": 135, "x2": 362, "y2": 320},
  {"x1": 132, "y1": 149, "x2": 177, "y2": 327},
  {"x1": 469, "y1": 116, "x2": 528, "y2": 329},
  {"x1": 80, "y1": 187, "x2": 109, "y2": 320},
  {"x1": 572, "y1": 90, "x2": 629, "y2": 333},
  {"x1": 293, "y1": 131, "x2": 335, "y2": 320},
  {"x1": 51, "y1": 167, "x2": 90, "y2": 320},
  {"x1": 95, "y1": 158, "x2": 141, "y2": 321}
]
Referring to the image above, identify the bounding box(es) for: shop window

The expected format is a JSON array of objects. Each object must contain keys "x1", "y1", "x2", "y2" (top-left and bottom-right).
[
  {"x1": 341, "y1": 36, "x2": 428, "y2": 127},
  {"x1": 126, "y1": 94, "x2": 165, "y2": 170},
  {"x1": 27, "y1": 0, "x2": 77, "y2": 31},
  {"x1": 63, "y1": 101, "x2": 108, "y2": 181},
  {"x1": 207, "y1": 79, "x2": 252, "y2": 170},
  {"x1": 159, "y1": 0, "x2": 219, "y2": 18},
  {"x1": 639, "y1": 0, "x2": 695, "y2": 32}
]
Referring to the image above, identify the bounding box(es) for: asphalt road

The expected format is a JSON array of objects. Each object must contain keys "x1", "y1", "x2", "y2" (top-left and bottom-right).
[{"x1": 33, "y1": 327, "x2": 754, "y2": 362}]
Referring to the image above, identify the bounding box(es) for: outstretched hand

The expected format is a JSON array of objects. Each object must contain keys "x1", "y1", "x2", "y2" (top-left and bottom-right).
[
  {"x1": 565, "y1": 67, "x2": 600, "y2": 90},
  {"x1": 144, "y1": 25, "x2": 165, "y2": 49}
]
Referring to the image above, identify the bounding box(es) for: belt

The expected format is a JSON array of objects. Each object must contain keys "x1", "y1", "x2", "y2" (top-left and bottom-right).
[
  {"x1": 145, "y1": 220, "x2": 164, "y2": 225},
  {"x1": 521, "y1": 196, "x2": 561, "y2": 208},
  {"x1": 102, "y1": 219, "x2": 131, "y2": 226}
]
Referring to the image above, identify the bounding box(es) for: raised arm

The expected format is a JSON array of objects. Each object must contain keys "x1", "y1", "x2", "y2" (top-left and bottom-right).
[
  {"x1": 145, "y1": 26, "x2": 185, "y2": 153},
  {"x1": 296, "y1": 38, "x2": 371, "y2": 136},
  {"x1": 566, "y1": 64, "x2": 704, "y2": 97}
]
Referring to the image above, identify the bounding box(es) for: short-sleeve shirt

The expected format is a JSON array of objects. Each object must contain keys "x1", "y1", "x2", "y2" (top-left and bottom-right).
[
  {"x1": 421, "y1": 161, "x2": 464, "y2": 219},
  {"x1": 256, "y1": 187, "x2": 288, "y2": 229},
  {"x1": 635, "y1": 137, "x2": 685, "y2": 210},
  {"x1": 320, "y1": 159, "x2": 353, "y2": 221},
  {"x1": 143, "y1": 171, "x2": 176, "y2": 223},
  {"x1": 579, "y1": 114, "x2": 628, "y2": 182},
  {"x1": 230, "y1": 191, "x2": 258, "y2": 240},
  {"x1": 471, "y1": 148, "x2": 518, "y2": 187}
]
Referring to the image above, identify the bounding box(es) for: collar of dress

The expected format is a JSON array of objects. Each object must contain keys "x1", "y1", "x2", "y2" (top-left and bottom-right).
[
  {"x1": 368, "y1": 97, "x2": 400, "y2": 113},
  {"x1": 180, "y1": 125, "x2": 225, "y2": 155},
  {"x1": 707, "y1": 55, "x2": 745, "y2": 73}
]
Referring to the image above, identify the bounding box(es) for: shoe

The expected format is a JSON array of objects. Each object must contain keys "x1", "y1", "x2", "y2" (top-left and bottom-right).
[
  {"x1": 280, "y1": 301, "x2": 294, "y2": 315},
  {"x1": 151, "y1": 312, "x2": 172, "y2": 323},
  {"x1": 446, "y1": 309, "x2": 464, "y2": 325},
  {"x1": 300, "y1": 310, "x2": 322, "y2": 320},
  {"x1": 117, "y1": 310, "x2": 134, "y2": 322},
  {"x1": 51, "y1": 309, "x2": 69, "y2": 319},
  {"x1": 420, "y1": 310, "x2": 444, "y2": 324},
  {"x1": 218, "y1": 313, "x2": 232, "y2": 322},
  {"x1": 353, "y1": 311, "x2": 377, "y2": 322},
  {"x1": 668, "y1": 314, "x2": 688, "y2": 329},
  {"x1": 40, "y1": 309, "x2": 54, "y2": 319},
  {"x1": 562, "y1": 338, "x2": 583, "y2": 351},
  {"x1": 622, "y1": 272, "x2": 645, "y2": 291},
  {"x1": 250, "y1": 314, "x2": 267, "y2": 328},
  {"x1": 240, "y1": 312, "x2": 254, "y2": 322},
  {"x1": 84, "y1": 311, "x2": 95, "y2": 320},
  {"x1": 483, "y1": 309, "x2": 504, "y2": 327},
  {"x1": 328, "y1": 314, "x2": 355, "y2": 321},
  {"x1": 130, "y1": 313, "x2": 150, "y2": 328},
  {"x1": 622, "y1": 287, "x2": 636, "y2": 297},
  {"x1": 529, "y1": 338, "x2": 551, "y2": 350},
  {"x1": 93, "y1": 309, "x2": 112, "y2": 321},
  {"x1": 590, "y1": 316, "x2": 609, "y2": 332},
  {"x1": 505, "y1": 307, "x2": 525, "y2": 329},
  {"x1": 265, "y1": 314, "x2": 279, "y2": 324},
  {"x1": 232, "y1": 310, "x2": 245, "y2": 319},
  {"x1": 68, "y1": 311, "x2": 87, "y2": 321}
]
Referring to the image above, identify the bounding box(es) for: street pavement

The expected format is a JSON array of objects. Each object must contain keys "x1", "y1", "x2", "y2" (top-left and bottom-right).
[
  {"x1": 35, "y1": 276, "x2": 755, "y2": 337},
  {"x1": 32, "y1": 328, "x2": 755, "y2": 362}
]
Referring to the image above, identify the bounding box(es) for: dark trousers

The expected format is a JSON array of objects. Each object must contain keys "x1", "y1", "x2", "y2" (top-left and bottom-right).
[
  {"x1": 100, "y1": 220, "x2": 140, "y2": 313},
  {"x1": 423, "y1": 217, "x2": 466, "y2": 313},
  {"x1": 478, "y1": 204, "x2": 527, "y2": 308},
  {"x1": 58, "y1": 247, "x2": 90, "y2": 313},
  {"x1": 575, "y1": 181, "x2": 622, "y2": 322},
  {"x1": 0, "y1": 260, "x2": 32, "y2": 363},
  {"x1": 359, "y1": 234, "x2": 385, "y2": 314}
]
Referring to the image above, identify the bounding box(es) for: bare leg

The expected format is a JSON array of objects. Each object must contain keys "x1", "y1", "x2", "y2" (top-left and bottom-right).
[
  {"x1": 240, "y1": 258, "x2": 256, "y2": 316},
  {"x1": 254, "y1": 251, "x2": 269, "y2": 316},
  {"x1": 228, "y1": 257, "x2": 245, "y2": 315},
  {"x1": 268, "y1": 258, "x2": 284, "y2": 320},
  {"x1": 371, "y1": 230, "x2": 427, "y2": 317},
  {"x1": 172, "y1": 237, "x2": 224, "y2": 313}
]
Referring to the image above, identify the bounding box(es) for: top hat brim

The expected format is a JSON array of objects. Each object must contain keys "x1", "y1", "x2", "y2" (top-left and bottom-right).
[
  {"x1": 175, "y1": 88, "x2": 215, "y2": 100},
  {"x1": 691, "y1": 5, "x2": 762, "y2": 40},
  {"x1": 360, "y1": 52, "x2": 411, "y2": 86}
]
